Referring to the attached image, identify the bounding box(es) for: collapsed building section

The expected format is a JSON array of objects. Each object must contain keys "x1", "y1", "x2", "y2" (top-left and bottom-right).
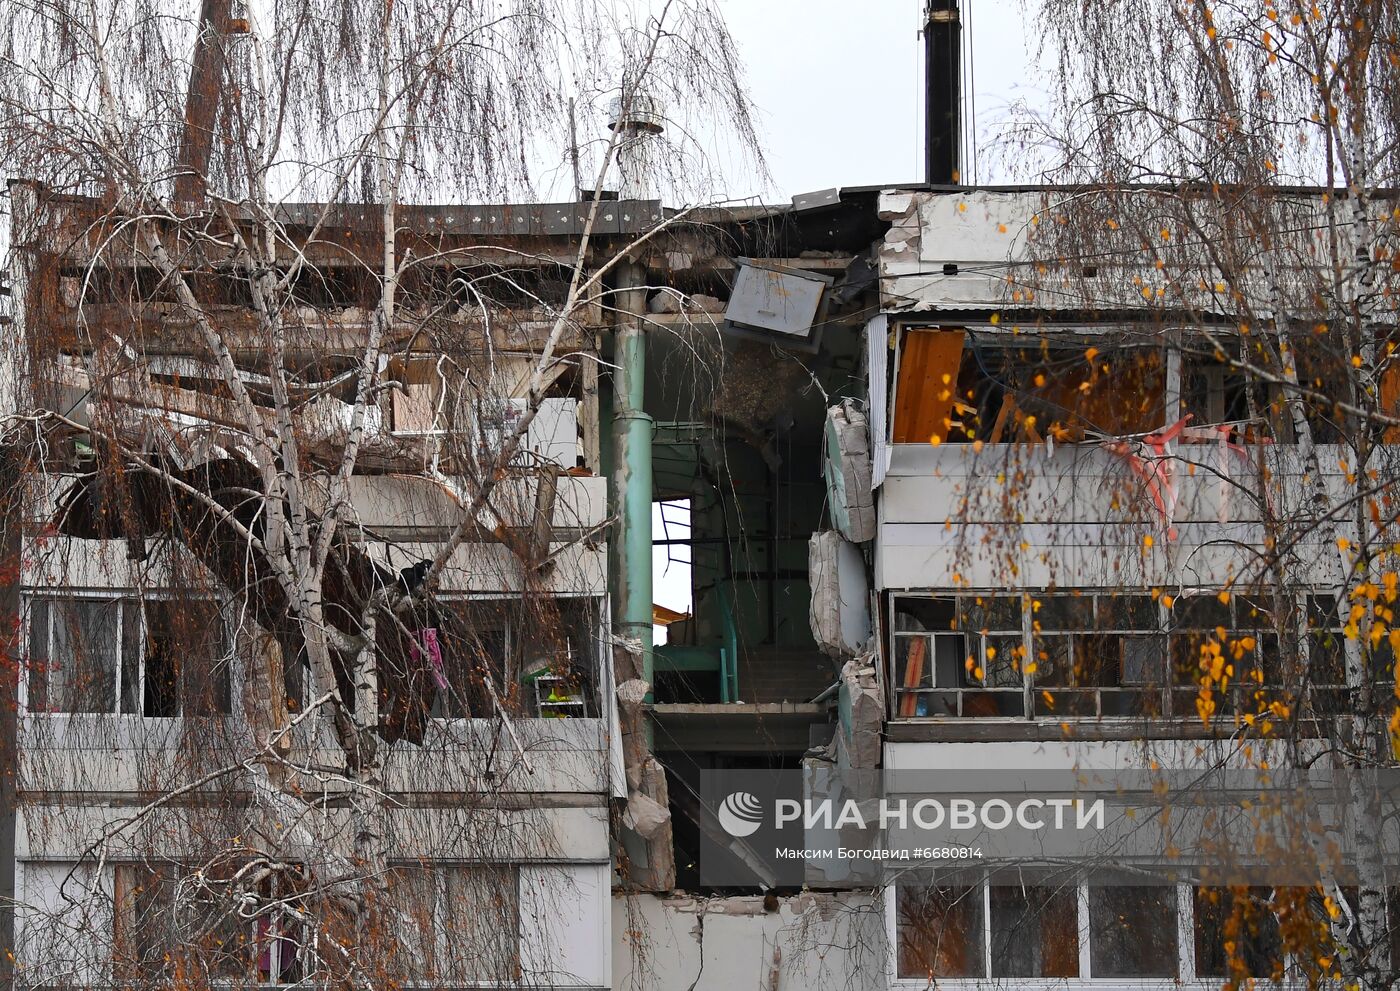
[
  {"x1": 0, "y1": 175, "x2": 896, "y2": 988},
  {"x1": 8, "y1": 170, "x2": 1398, "y2": 987}
]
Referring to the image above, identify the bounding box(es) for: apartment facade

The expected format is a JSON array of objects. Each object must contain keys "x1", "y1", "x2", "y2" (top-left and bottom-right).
[
  {"x1": 0, "y1": 138, "x2": 1390, "y2": 991},
  {"x1": 0, "y1": 181, "x2": 899, "y2": 989},
  {"x1": 869, "y1": 186, "x2": 1382, "y2": 986}
]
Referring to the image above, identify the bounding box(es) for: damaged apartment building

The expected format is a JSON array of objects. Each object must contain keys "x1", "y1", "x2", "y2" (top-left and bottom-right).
[
  {"x1": 2, "y1": 5, "x2": 1393, "y2": 991},
  {"x1": 0, "y1": 165, "x2": 895, "y2": 984}
]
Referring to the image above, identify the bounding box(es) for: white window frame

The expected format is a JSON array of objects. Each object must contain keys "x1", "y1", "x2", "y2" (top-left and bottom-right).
[
  {"x1": 389, "y1": 860, "x2": 523, "y2": 987},
  {"x1": 888, "y1": 589, "x2": 1342, "y2": 724},
  {"x1": 22, "y1": 591, "x2": 234, "y2": 717},
  {"x1": 888, "y1": 875, "x2": 1319, "y2": 987}
]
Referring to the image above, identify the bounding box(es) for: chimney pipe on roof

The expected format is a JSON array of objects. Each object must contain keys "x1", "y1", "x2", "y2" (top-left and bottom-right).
[
  {"x1": 924, "y1": 0, "x2": 962, "y2": 185},
  {"x1": 608, "y1": 91, "x2": 666, "y2": 201}
]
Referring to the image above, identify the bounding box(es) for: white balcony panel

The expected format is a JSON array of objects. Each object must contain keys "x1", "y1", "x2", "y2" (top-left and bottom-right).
[{"x1": 16, "y1": 803, "x2": 610, "y2": 862}]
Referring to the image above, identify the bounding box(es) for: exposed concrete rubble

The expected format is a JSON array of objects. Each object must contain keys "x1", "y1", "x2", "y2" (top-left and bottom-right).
[
  {"x1": 610, "y1": 890, "x2": 886, "y2": 991},
  {"x1": 835, "y1": 654, "x2": 882, "y2": 771},
  {"x1": 646, "y1": 292, "x2": 724, "y2": 315},
  {"x1": 8, "y1": 166, "x2": 895, "y2": 984},
  {"x1": 614, "y1": 678, "x2": 675, "y2": 891},
  {"x1": 707, "y1": 340, "x2": 816, "y2": 468}
]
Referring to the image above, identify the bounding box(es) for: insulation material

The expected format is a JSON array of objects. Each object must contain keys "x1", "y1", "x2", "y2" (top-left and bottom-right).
[
  {"x1": 892, "y1": 328, "x2": 965, "y2": 443},
  {"x1": 623, "y1": 792, "x2": 670, "y2": 840},
  {"x1": 865, "y1": 315, "x2": 891, "y2": 487},
  {"x1": 823, "y1": 400, "x2": 876, "y2": 543},
  {"x1": 809, "y1": 531, "x2": 871, "y2": 658}
]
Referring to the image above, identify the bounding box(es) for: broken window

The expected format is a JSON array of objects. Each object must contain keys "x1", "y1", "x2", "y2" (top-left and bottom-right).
[
  {"x1": 387, "y1": 352, "x2": 579, "y2": 454},
  {"x1": 998, "y1": 344, "x2": 1164, "y2": 441},
  {"x1": 430, "y1": 601, "x2": 509, "y2": 719},
  {"x1": 430, "y1": 597, "x2": 599, "y2": 718},
  {"x1": 892, "y1": 597, "x2": 1024, "y2": 718},
  {"x1": 892, "y1": 328, "x2": 966, "y2": 443},
  {"x1": 893, "y1": 331, "x2": 1165, "y2": 444},
  {"x1": 386, "y1": 863, "x2": 520, "y2": 983},
  {"x1": 1179, "y1": 351, "x2": 1296, "y2": 442},
  {"x1": 26, "y1": 595, "x2": 231, "y2": 716},
  {"x1": 1182, "y1": 354, "x2": 1251, "y2": 426},
  {"x1": 652, "y1": 499, "x2": 693, "y2": 647},
  {"x1": 891, "y1": 592, "x2": 1169, "y2": 720},
  {"x1": 1032, "y1": 594, "x2": 1165, "y2": 718},
  {"x1": 140, "y1": 599, "x2": 232, "y2": 716},
  {"x1": 1293, "y1": 345, "x2": 1348, "y2": 444},
  {"x1": 1168, "y1": 594, "x2": 1284, "y2": 720},
  {"x1": 518, "y1": 598, "x2": 598, "y2": 717}
]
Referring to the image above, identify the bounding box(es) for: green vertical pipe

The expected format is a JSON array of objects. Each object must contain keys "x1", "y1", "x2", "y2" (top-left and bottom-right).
[
  {"x1": 612, "y1": 262, "x2": 654, "y2": 693},
  {"x1": 719, "y1": 578, "x2": 739, "y2": 703}
]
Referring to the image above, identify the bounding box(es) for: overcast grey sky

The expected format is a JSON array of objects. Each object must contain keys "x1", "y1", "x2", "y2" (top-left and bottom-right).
[
  {"x1": 649, "y1": 3, "x2": 1047, "y2": 625},
  {"x1": 713, "y1": 0, "x2": 1046, "y2": 200}
]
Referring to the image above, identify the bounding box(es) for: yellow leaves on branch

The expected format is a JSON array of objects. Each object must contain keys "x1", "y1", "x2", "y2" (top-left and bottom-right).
[
  {"x1": 1191, "y1": 627, "x2": 1267, "y2": 732},
  {"x1": 1340, "y1": 576, "x2": 1400, "y2": 746}
]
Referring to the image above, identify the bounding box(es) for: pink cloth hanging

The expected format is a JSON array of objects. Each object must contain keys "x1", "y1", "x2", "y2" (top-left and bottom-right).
[
  {"x1": 411, "y1": 628, "x2": 448, "y2": 690},
  {"x1": 1104, "y1": 415, "x2": 1192, "y2": 541}
]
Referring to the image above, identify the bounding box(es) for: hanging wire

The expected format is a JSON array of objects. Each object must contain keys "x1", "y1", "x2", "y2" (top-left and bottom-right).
[{"x1": 966, "y1": 0, "x2": 978, "y2": 184}]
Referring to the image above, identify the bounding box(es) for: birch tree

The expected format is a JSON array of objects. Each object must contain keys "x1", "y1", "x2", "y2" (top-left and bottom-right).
[
  {"x1": 0, "y1": 0, "x2": 760, "y2": 984},
  {"x1": 1007, "y1": 1, "x2": 1400, "y2": 985}
]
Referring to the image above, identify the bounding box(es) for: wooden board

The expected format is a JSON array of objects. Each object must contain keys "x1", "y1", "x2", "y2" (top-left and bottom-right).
[
  {"x1": 892, "y1": 329, "x2": 965, "y2": 443},
  {"x1": 898, "y1": 637, "x2": 929, "y2": 718}
]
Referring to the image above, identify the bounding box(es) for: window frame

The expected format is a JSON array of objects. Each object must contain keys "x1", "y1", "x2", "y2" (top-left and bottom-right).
[
  {"x1": 892, "y1": 875, "x2": 1318, "y2": 986},
  {"x1": 884, "y1": 324, "x2": 1322, "y2": 450},
  {"x1": 428, "y1": 594, "x2": 602, "y2": 720},
  {"x1": 22, "y1": 591, "x2": 235, "y2": 717},
  {"x1": 112, "y1": 860, "x2": 306, "y2": 984},
  {"x1": 887, "y1": 326, "x2": 1170, "y2": 447},
  {"x1": 386, "y1": 860, "x2": 523, "y2": 986},
  {"x1": 889, "y1": 589, "x2": 1343, "y2": 723}
]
